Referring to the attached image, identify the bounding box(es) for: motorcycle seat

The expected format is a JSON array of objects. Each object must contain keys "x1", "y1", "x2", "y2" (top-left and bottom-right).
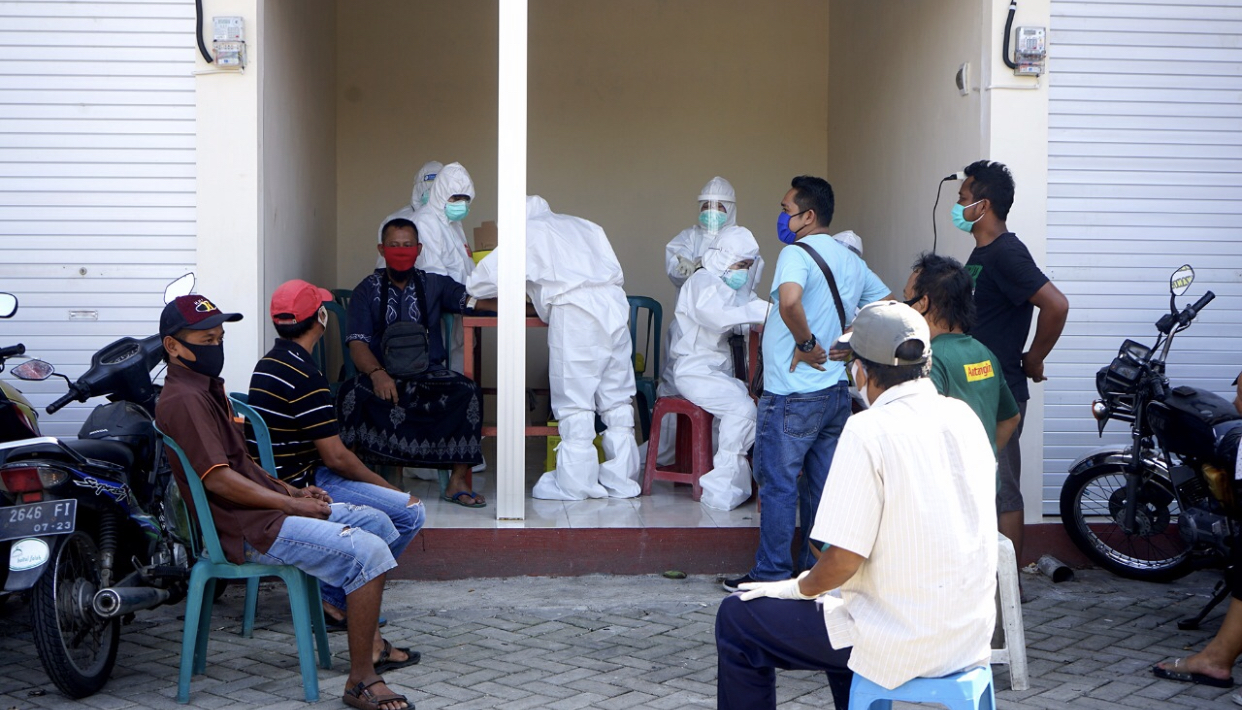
[{"x1": 3, "y1": 438, "x2": 134, "y2": 471}]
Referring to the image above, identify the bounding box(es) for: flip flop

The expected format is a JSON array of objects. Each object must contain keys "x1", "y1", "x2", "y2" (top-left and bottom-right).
[
  {"x1": 374, "y1": 639, "x2": 421, "y2": 674},
  {"x1": 1152, "y1": 659, "x2": 1234, "y2": 688},
  {"x1": 441, "y1": 490, "x2": 486, "y2": 508}
]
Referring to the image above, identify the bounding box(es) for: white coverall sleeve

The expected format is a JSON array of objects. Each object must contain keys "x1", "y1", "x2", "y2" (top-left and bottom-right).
[
  {"x1": 465, "y1": 252, "x2": 499, "y2": 299},
  {"x1": 665, "y1": 233, "x2": 694, "y2": 289},
  {"x1": 686, "y1": 279, "x2": 770, "y2": 333}
]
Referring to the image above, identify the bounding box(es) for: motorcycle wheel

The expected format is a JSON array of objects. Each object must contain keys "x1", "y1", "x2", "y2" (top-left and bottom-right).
[
  {"x1": 1060, "y1": 462, "x2": 1194, "y2": 582},
  {"x1": 30, "y1": 532, "x2": 120, "y2": 698}
]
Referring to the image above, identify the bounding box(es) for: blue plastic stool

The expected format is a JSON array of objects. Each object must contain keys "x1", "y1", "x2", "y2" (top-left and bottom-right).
[{"x1": 848, "y1": 666, "x2": 995, "y2": 710}]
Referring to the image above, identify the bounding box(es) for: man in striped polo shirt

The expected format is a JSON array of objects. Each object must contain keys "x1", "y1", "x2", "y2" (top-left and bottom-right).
[{"x1": 249, "y1": 279, "x2": 423, "y2": 662}]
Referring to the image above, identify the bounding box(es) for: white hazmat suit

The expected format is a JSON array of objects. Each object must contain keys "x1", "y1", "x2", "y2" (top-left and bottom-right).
[
  {"x1": 411, "y1": 162, "x2": 477, "y2": 373},
  {"x1": 376, "y1": 160, "x2": 443, "y2": 268},
  {"x1": 668, "y1": 226, "x2": 769, "y2": 510},
  {"x1": 466, "y1": 196, "x2": 640, "y2": 500}
]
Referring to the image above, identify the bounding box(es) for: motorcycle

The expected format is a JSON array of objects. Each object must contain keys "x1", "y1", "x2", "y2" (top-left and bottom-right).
[
  {"x1": 1060, "y1": 265, "x2": 1242, "y2": 628},
  {"x1": 0, "y1": 275, "x2": 199, "y2": 697}
]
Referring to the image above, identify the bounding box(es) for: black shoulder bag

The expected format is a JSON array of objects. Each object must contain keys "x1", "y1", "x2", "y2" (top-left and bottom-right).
[
  {"x1": 748, "y1": 241, "x2": 848, "y2": 397},
  {"x1": 377, "y1": 273, "x2": 431, "y2": 379}
]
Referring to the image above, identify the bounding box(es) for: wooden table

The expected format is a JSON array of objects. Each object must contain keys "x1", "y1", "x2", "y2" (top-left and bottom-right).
[{"x1": 462, "y1": 316, "x2": 558, "y2": 438}]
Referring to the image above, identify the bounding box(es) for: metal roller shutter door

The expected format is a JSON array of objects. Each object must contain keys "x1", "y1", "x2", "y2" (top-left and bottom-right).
[
  {"x1": 0, "y1": 0, "x2": 196, "y2": 436},
  {"x1": 1044, "y1": 0, "x2": 1242, "y2": 514}
]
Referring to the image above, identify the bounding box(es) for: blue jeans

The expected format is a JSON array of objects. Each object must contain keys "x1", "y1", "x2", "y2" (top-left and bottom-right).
[
  {"x1": 749, "y1": 382, "x2": 850, "y2": 580},
  {"x1": 312, "y1": 466, "x2": 425, "y2": 610},
  {"x1": 245, "y1": 502, "x2": 398, "y2": 599}
]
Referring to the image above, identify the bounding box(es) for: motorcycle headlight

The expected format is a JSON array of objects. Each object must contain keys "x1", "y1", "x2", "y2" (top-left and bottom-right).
[{"x1": 1091, "y1": 400, "x2": 1110, "y2": 421}]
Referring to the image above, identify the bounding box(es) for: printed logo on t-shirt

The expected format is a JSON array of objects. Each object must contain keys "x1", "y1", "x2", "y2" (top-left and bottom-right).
[
  {"x1": 964, "y1": 359, "x2": 995, "y2": 383},
  {"x1": 965, "y1": 264, "x2": 982, "y2": 286}
]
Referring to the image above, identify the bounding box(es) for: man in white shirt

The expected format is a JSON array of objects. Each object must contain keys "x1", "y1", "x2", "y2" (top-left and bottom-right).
[{"x1": 714, "y1": 301, "x2": 998, "y2": 709}]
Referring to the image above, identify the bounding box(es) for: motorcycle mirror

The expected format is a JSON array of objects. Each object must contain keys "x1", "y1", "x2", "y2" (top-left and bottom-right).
[
  {"x1": 0, "y1": 293, "x2": 16, "y2": 319},
  {"x1": 1170, "y1": 264, "x2": 1194, "y2": 297},
  {"x1": 164, "y1": 273, "x2": 196, "y2": 304},
  {"x1": 11, "y1": 359, "x2": 54, "y2": 382}
]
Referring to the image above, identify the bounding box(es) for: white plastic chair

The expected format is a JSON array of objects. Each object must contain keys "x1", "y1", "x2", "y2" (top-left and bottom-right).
[{"x1": 991, "y1": 532, "x2": 1029, "y2": 690}]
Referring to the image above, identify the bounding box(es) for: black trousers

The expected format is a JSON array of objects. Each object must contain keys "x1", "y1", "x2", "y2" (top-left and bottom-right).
[{"x1": 715, "y1": 593, "x2": 854, "y2": 710}]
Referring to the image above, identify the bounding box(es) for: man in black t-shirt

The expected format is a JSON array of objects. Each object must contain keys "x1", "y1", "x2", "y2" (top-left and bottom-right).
[{"x1": 954, "y1": 160, "x2": 1069, "y2": 566}]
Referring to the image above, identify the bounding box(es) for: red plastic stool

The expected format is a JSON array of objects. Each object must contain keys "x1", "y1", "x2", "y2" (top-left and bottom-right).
[{"x1": 642, "y1": 396, "x2": 713, "y2": 500}]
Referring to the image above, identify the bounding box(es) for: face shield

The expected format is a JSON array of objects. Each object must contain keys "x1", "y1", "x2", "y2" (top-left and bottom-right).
[{"x1": 698, "y1": 200, "x2": 732, "y2": 234}]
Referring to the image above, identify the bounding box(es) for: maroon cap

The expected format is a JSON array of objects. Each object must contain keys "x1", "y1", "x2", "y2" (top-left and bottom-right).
[
  {"x1": 270, "y1": 279, "x2": 333, "y2": 325},
  {"x1": 159, "y1": 295, "x2": 242, "y2": 338}
]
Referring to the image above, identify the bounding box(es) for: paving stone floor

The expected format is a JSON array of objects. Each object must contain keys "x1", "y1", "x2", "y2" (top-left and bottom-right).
[{"x1": 1, "y1": 567, "x2": 1239, "y2": 709}]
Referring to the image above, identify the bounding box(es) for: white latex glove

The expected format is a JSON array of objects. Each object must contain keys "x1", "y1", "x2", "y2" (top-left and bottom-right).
[
  {"x1": 738, "y1": 571, "x2": 818, "y2": 601},
  {"x1": 675, "y1": 255, "x2": 696, "y2": 278}
]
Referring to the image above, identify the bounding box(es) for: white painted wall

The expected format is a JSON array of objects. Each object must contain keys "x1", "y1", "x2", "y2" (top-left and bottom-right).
[
  {"x1": 825, "y1": 0, "x2": 987, "y2": 291},
  {"x1": 0, "y1": 0, "x2": 197, "y2": 435},
  {"x1": 196, "y1": 0, "x2": 262, "y2": 388},
  {"x1": 259, "y1": 0, "x2": 337, "y2": 348}
]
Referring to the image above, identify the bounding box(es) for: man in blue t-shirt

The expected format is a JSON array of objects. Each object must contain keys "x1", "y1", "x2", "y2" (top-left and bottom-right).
[{"x1": 724, "y1": 176, "x2": 891, "y2": 590}]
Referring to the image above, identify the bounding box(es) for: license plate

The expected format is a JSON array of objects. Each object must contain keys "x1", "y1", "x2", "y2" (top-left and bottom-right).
[{"x1": 0, "y1": 500, "x2": 76, "y2": 542}]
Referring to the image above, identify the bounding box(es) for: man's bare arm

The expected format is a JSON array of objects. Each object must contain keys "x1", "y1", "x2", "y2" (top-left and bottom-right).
[
  {"x1": 201, "y1": 466, "x2": 330, "y2": 519},
  {"x1": 996, "y1": 413, "x2": 1021, "y2": 452},
  {"x1": 798, "y1": 544, "x2": 866, "y2": 597}
]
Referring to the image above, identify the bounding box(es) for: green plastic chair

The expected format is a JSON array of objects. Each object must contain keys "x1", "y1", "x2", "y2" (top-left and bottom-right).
[
  {"x1": 332, "y1": 288, "x2": 352, "y2": 310},
  {"x1": 229, "y1": 393, "x2": 293, "y2": 639},
  {"x1": 155, "y1": 422, "x2": 331, "y2": 703},
  {"x1": 626, "y1": 296, "x2": 662, "y2": 440},
  {"x1": 312, "y1": 300, "x2": 356, "y2": 397}
]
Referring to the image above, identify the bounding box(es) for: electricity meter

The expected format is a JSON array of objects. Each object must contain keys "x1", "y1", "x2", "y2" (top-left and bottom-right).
[
  {"x1": 1013, "y1": 26, "x2": 1046, "y2": 77},
  {"x1": 212, "y1": 16, "x2": 246, "y2": 69}
]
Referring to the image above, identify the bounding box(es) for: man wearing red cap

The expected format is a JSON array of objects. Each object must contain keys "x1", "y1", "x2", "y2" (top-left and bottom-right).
[
  {"x1": 249, "y1": 279, "x2": 424, "y2": 649},
  {"x1": 154, "y1": 294, "x2": 414, "y2": 710}
]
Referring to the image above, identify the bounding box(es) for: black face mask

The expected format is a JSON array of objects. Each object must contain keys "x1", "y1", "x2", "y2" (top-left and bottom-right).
[{"x1": 175, "y1": 339, "x2": 225, "y2": 379}]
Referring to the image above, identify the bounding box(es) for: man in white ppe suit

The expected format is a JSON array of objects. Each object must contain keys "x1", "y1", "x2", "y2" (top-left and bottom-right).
[
  {"x1": 669, "y1": 226, "x2": 770, "y2": 510},
  {"x1": 375, "y1": 160, "x2": 443, "y2": 268},
  {"x1": 466, "y1": 196, "x2": 640, "y2": 500},
  {"x1": 410, "y1": 161, "x2": 477, "y2": 373}
]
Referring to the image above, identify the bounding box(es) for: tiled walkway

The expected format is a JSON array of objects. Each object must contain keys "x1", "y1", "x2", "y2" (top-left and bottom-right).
[{"x1": 2, "y1": 567, "x2": 1240, "y2": 708}]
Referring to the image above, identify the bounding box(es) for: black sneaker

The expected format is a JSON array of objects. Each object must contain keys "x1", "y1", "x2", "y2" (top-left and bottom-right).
[{"x1": 721, "y1": 574, "x2": 756, "y2": 593}]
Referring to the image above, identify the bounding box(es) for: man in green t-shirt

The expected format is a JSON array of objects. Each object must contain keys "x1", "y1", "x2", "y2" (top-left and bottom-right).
[{"x1": 904, "y1": 253, "x2": 1020, "y2": 459}]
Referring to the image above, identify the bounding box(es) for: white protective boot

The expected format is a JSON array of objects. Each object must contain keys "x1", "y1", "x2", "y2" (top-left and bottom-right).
[
  {"x1": 697, "y1": 412, "x2": 756, "y2": 511},
  {"x1": 533, "y1": 411, "x2": 607, "y2": 500},
  {"x1": 598, "y1": 406, "x2": 641, "y2": 498}
]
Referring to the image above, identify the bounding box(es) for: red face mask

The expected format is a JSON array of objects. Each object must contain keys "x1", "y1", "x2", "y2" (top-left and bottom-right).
[{"x1": 383, "y1": 245, "x2": 420, "y2": 272}]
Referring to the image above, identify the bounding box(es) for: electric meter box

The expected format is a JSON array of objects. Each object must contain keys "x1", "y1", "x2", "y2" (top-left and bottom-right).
[
  {"x1": 212, "y1": 16, "x2": 246, "y2": 69},
  {"x1": 1013, "y1": 26, "x2": 1046, "y2": 77}
]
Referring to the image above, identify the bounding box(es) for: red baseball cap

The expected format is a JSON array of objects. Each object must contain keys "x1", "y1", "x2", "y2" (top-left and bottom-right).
[
  {"x1": 270, "y1": 279, "x2": 333, "y2": 325},
  {"x1": 160, "y1": 295, "x2": 242, "y2": 338}
]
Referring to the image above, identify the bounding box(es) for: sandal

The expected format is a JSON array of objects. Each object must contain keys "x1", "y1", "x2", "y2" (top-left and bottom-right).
[
  {"x1": 441, "y1": 490, "x2": 486, "y2": 508},
  {"x1": 343, "y1": 677, "x2": 411, "y2": 710},
  {"x1": 1152, "y1": 658, "x2": 1234, "y2": 688},
  {"x1": 374, "y1": 639, "x2": 421, "y2": 673}
]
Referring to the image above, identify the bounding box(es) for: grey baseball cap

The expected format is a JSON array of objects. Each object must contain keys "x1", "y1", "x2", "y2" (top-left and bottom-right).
[{"x1": 838, "y1": 301, "x2": 930, "y2": 366}]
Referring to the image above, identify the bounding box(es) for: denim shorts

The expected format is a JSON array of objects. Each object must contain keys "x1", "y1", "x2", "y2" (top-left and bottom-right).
[{"x1": 244, "y1": 503, "x2": 397, "y2": 598}]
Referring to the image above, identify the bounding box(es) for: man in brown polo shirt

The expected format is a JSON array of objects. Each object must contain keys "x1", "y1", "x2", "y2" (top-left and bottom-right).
[{"x1": 155, "y1": 294, "x2": 412, "y2": 710}]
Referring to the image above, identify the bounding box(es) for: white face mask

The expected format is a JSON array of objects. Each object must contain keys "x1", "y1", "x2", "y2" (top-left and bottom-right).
[
  {"x1": 317, "y1": 306, "x2": 328, "y2": 329},
  {"x1": 852, "y1": 360, "x2": 870, "y2": 406}
]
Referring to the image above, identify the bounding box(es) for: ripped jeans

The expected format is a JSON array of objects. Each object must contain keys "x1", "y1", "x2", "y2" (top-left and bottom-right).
[
  {"x1": 311, "y1": 467, "x2": 425, "y2": 610},
  {"x1": 244, "y1": 502, "x2": 398, "y2": 605}
]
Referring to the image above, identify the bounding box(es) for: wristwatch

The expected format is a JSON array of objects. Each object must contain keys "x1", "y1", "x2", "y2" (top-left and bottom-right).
[{"x1": 797, "y1": 335, "x2": 817, "y2": 353}]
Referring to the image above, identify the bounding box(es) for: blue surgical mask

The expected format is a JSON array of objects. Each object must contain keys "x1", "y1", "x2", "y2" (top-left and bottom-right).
[
  {"x1": 723, "y1": 269, "x2": 748, "y2": 290},
  {"x1": 777, "y1": 212, "x2": 798, "y2": 244},
  {"x1": 445, "y1": 202, "x2": 470, "y2": 222},
  {"x1": 951, "y1": 199, "x2": 984, "y2": 233},
  {"x1": 699, "y1": 209, "x2": 727, "y2": 233}
]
